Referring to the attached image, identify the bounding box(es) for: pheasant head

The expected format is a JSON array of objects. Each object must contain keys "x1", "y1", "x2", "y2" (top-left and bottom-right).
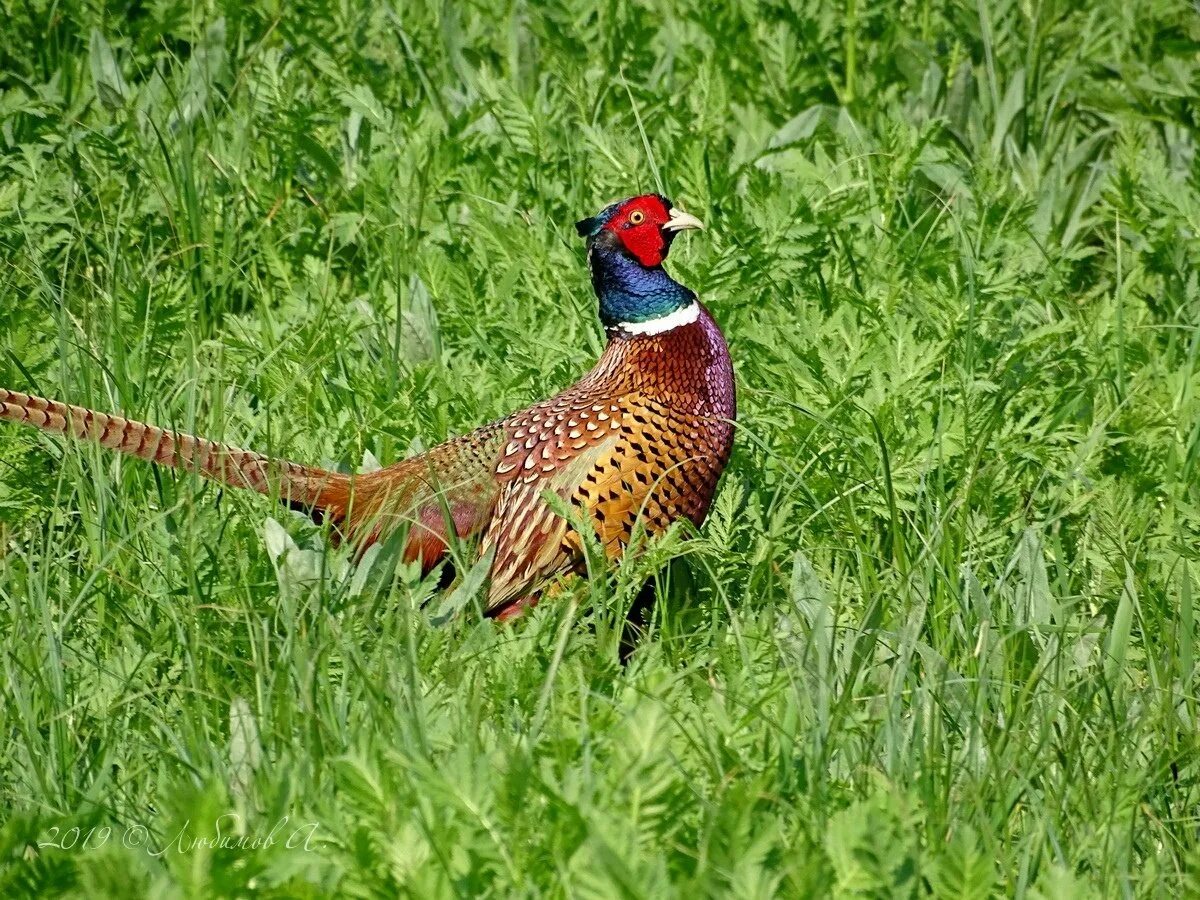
[{"x1": 575, "y1": 195, "x2": 705, "y2": 332}]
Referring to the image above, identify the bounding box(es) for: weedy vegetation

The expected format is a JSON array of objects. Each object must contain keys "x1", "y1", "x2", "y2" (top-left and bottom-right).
[{"x1": 1, "y1": 0, "x2": 1199, "y2": 895}]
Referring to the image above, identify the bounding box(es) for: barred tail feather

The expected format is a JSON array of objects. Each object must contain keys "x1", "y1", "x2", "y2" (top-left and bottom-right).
[{"x1": 0, "y1": 388, "x2": 350, "y2": 519}]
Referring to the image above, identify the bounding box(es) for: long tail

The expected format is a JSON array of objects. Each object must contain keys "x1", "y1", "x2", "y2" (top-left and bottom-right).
[{"x1": 0, "y1": 388, "x2": 351, "y2": 520}]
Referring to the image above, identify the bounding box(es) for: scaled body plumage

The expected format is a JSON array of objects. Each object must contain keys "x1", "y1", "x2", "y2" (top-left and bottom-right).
[{"x1": 0, "y1": 194, "x2": 735, "y2": 618}]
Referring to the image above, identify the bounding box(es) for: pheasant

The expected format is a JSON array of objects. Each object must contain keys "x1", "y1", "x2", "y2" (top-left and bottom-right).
[{"x1": 0, "y1": 194, "x2": 736, "y2": 619}]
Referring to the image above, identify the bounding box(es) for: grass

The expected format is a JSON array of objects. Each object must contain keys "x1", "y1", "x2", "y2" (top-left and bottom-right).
[{"x1": 1, "y1": 0, "x2": 1198, "y2": 895}]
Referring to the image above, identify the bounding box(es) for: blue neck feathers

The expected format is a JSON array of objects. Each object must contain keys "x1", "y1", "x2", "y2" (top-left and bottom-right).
[{"x1": 589, "y1": 244, "x2": 695, "y2": 329}]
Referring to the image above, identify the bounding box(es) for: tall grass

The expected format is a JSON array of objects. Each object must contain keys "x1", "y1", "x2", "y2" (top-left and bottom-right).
[{"x1": 1, "y1": 0, "x2": 1198, "y2": 895}]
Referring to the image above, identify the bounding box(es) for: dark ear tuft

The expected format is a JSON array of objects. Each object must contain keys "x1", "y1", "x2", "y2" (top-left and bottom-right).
[{"x1": 575, "y1": 217, "x2": 598, "y2": 237}]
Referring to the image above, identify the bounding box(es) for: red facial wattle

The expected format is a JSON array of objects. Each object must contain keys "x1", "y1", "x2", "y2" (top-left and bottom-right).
[
  {"x1": 604, "y1": 196, "x2": 672, "y2": 267},
  {"x1": 618, "y1": 224, "x2": 666, "y2": 266}
]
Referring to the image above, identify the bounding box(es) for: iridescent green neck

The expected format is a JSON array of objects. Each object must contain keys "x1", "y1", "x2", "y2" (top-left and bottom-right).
[{"x1": 589, "y1": 242, "x2": 695, "y2": 330}]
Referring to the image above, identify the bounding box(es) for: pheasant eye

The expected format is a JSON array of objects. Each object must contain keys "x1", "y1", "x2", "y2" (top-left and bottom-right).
[{"x1": 628, "y1": 210, "x2": 645, "y2": 225}]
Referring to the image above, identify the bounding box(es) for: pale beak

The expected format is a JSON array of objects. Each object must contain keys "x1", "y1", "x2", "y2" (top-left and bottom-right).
[{"x1": 662, "y1": 208, "x2": 705, "y2": 233}]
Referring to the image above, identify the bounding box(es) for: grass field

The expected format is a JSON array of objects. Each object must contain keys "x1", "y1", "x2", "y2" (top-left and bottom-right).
[{"x1": 1, "y1": 0, "x2": 1199, "y2": 895}]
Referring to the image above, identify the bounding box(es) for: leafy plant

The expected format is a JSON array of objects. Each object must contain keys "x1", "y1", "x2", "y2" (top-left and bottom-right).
[{"x1": 1, "y1": 0, "x2": 1198, "y2": 895}]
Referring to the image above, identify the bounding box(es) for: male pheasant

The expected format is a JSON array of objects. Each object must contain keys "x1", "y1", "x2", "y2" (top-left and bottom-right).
[{"x1": 0, "y1": 195, "x2": 736, "y2": 618}]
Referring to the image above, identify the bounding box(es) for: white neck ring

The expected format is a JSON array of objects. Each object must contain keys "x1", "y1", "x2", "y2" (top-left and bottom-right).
[{"x1": 614, "y1": 301, "x2": 700, "y2": 336}]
